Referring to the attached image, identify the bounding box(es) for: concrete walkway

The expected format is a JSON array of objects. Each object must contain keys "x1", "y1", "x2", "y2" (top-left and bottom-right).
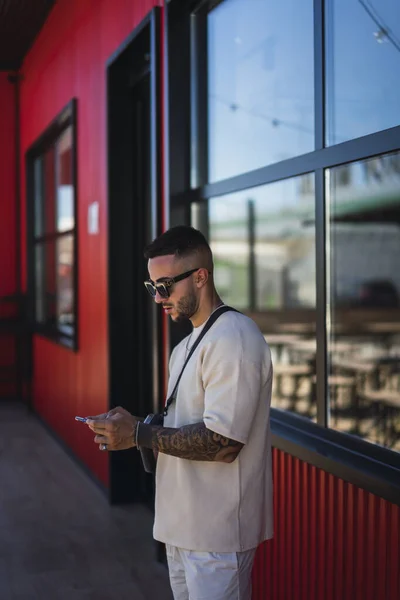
[{"x1": 0, "y1": 403, "x2": 173, "y2": 600}]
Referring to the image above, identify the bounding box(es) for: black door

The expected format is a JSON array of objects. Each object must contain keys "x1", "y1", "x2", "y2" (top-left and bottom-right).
[{"x1": 107, "y1": 17, "x2": 160, "y2": 508}]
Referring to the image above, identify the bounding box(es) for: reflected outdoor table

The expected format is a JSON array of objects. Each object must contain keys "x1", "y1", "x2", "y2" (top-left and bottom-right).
[
  {"x1": 330, "y1": 358, "x2": 378, "y2": 435},
  {"x1": 362, "y1": 322, "x2": 400, "y2": 333},
  {"x1": 311, "y1": 373, "x2": 357, "y2": 427},
  {"x1": 278, "y1": 323, "x2": 315, "y2": 335},
  {"x1": 331, "y1": 358, "x2": 376, "y2": 374},
  {"x1": 264, "y1": 334, "x2": 302, "y2": 362},
  {"x1": 285, "y1": 338, "x2": 359, "y2": 354},
  {"x1": 361, "y1": 322, "x2": 400, "y2": 351},
  {"x1": 359, "y1": 387, "x2": 400, "y2": 448},
  {"x1": 273, "y1": 362, "x2": 314, "y2": 412}
]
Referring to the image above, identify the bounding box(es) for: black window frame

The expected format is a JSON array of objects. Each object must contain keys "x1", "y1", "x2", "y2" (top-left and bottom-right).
[
  {"x1": 166, "y1": 0, "x2": 400, "y2": 505},
  {"x1": 26, "y1": 98, "x2": 78, "y2": 351}
]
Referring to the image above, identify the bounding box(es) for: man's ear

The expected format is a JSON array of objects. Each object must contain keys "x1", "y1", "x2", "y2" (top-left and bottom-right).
[{"x1": 196, "y1": 268, "x2": 209, "y2": 287}]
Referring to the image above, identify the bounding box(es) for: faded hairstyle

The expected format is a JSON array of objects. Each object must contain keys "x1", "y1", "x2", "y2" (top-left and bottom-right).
[{"x1": 144, "y1": 226, "x2": 213, "y2": 270}]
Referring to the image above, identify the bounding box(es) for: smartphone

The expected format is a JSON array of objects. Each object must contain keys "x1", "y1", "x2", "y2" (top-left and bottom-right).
[{"x1": 75, "y1": 416, "x2": 87, "y2": 422}]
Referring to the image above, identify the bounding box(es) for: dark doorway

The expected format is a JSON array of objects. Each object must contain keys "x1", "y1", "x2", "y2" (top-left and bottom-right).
[{"x1": 107, "y1": 10, "x2": 162, "y2": 507}]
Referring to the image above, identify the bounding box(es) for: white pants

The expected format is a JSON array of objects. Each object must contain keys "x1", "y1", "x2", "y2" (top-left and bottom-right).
[{"x1": 165, "y1": 544, "x2": 257, "y2": 600}]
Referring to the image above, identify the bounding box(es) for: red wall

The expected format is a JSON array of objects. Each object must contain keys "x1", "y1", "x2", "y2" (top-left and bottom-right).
[
  {"x1": 0, "y1": 73, "x2": 17, "y2": 398},
  {"x1": 20, "y1": 0, "x2": 162, "y2": 486},
  {"x1": 253, "y1": 449, "x2": 400, "y2": 600},
  {"x1": 0, "y1": 74, "x2": 16, "y2": 299}
]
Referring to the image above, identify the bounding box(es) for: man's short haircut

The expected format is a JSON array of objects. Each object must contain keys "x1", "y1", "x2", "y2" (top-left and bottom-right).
[{"x1": 144, "y1": 225, "x2": 212, "y2": 263}]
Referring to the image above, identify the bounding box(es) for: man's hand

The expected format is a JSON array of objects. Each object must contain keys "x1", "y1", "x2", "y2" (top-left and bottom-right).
[{"x1": 86, "y1": 406, "x2": 141, "y2": 451}]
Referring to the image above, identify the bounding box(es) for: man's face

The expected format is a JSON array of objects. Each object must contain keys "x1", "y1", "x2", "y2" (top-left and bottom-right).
[{"x1": 147, "y1": 255, "x2": 198, "y2": 322}]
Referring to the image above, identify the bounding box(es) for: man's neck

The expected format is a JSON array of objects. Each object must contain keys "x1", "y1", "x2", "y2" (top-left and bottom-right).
[{"x1": 191, "y1": 296, "x2": 223, "y2": 328}]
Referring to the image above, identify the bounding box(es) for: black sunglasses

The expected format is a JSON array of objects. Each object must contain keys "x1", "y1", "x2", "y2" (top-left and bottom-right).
[{"x1": 144, "y1": 268, "x2": 200, "y2": 299}]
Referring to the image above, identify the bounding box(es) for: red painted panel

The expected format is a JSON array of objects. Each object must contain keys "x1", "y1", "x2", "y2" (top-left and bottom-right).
[
  {"x1": 0, "y1": 73, "x2": 17, "y2": 398},
  {"x1": 19, "y1": 0, "x2": 163, "y2": 486},
  {"x1": 0, "y1": 74, "x2": 16, "y2": 298},
  {"x1": 252, "y1": 449, "x2": 400, "y2": 600}
]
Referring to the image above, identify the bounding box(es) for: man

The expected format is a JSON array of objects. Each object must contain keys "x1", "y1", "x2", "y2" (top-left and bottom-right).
[{"x1": 86, "y1": 225, "x2": 273, "y2": 600}]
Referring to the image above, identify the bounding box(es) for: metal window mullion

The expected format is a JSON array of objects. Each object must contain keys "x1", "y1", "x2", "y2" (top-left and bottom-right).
[
  {"x1": 314, "y1": 0, "x2": 325, "y2": 150},
  {"x1": 190, "y1": 10, "x2": 208, "y2": 188},
  {"x1": 197, "y1": 125, "x2": 400, "y2": 200},
  {"x1": 315, "y1": 168, "x2": 327, "y2": 427},
  {"x1": 150, "y1": 8, "x2": 164, "y2": 413}
]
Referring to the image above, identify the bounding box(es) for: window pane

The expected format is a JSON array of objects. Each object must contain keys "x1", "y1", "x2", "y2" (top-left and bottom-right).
[
  {"x1": 34, "y1": 158, "x2": 44, "y2": 237},
  {"x1": 56, "y1": 126, "x2": 75, "y2": 232},
  {"x1": 43, "y1": 146, "x2": 56, "y2": 234},
  {"x1": 35, "y1": 240, "x2": 56, "y2": 326},
  {"x1": 34, "y1": 244, "x2": 45, "y2": 323},
  {"x1": 325, "y1": 0, "x2": 400, "y2": 145},
  {"x1": 207, "y1": 0, "x2": 314, "y2": 183},
  {"x1": 208, "y1": 174, "x2": 316, "y2": 420},
  {"x1": 327, "y1": 152, "x2": 400, "y2": 452},
  {"x1": 56, "y1": 235, "x2": 75, "y2": 330}
]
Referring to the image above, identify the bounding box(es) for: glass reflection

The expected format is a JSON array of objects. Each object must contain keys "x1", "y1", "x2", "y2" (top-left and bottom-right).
[
  {"x1": 209, "y1": 174, "x2": 316, "y2": 420},
  {"x1": 326, "y1": 0, "x2": 400, "y2": 145},
  {"x1": 207, "y1": 0, "x2": 314, "y2": 182},
  {"x1": 35, "y1": 244, "x2": 45, "y2": 323},
  {"x1": 56, "y1": 235, "x2": 74, "y2": 331},
  {"x1": 56, "y1": 126, "x2": 74, "y2": 232},
  {"x1": 34, "y1": 158, "x2": 43, "y2": 237},
  {"x1": 44, "y1": 147, "x2": 56, "y2": 234},
  {"x1": 328, "y1": 152, "x2": 400, "y2": 452}
]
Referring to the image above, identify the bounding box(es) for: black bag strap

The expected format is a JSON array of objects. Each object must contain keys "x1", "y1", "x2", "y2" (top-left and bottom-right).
[{"x1": 163, "y1": 305, "x2": 238, "y2": 416}]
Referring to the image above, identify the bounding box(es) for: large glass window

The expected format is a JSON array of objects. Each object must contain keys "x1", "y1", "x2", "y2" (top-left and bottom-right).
[
  {"x1": 28, "y1": 101, "x2": 77, "y2": 348},
  {"x1": 207, "y1": 0, "x2": 314, "y2": 182},
  {"x1": 327, "y1": 151, "x2": 400, "y2": 451},
  {"x1": 169, "y1": 0, "x2": 400, "y2": 497},
  {"x1": 325, "y1": 0, "x2": 400, "y2": 145},
  {"x1": 209, "y1": 174, "x2": 316, "y2": 420}
]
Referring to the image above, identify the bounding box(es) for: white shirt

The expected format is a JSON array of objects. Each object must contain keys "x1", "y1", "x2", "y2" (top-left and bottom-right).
[{"x1": 153, "y1": 310, "x2": 274, "y2": 552}]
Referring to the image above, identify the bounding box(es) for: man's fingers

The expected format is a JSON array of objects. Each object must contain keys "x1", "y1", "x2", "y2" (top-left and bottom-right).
[
  {"x1": 95, "y1": 434, "x2": 108, "y2": 444},
  {"x1": 85, "y1": 412, "x2": 108, "y2": 420},
  {"x1": 86, "y1": 418, "x2": 114, "y2": 432},
  {"x1": 109, "y1": 407, "x2": 126, "y2": 415}
]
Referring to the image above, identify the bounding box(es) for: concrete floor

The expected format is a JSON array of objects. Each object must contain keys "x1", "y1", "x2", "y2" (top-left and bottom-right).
[{"x1": 0, "y1": 403, "x2": 173, "y2": 600}]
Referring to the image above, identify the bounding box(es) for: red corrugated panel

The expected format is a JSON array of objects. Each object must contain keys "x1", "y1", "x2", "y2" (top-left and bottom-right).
[{"x1": 252, "y1": 449, "x2": 400, "y2": 600}]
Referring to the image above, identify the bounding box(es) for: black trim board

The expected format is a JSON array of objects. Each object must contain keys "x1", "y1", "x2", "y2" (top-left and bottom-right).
[
  {"x1": 106, "y1": 10, "x2": 153, "y2": 68},
  {"x1": 271, "y1": 411, "x2": 400, "y2": 506}
]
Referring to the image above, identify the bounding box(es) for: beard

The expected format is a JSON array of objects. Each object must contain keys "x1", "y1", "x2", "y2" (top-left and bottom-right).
[{"x1": 172, "y1": 291, "x2": 198, "y2": 322}]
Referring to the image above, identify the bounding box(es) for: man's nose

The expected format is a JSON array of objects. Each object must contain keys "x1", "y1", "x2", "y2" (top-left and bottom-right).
[{"x1": 154, "y1": 290, "x2": 164, "y2": 304}]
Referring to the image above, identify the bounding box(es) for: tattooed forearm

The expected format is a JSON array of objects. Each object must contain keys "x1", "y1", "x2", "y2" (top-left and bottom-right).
[{"x1": 137, "y1": 421, "x2": 243, "y2": 462}]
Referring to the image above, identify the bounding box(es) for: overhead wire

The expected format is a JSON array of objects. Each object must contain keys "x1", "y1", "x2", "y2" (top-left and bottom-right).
[
  {"x1": 209, "y1": 93, "x2": 314, "y2": 135},
  {"x1": 358, "y1": 0, "x2": 400, "y2": 54}
]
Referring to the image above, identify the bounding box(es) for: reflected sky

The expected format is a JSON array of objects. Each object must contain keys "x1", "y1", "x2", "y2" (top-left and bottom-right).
[
  {"x1": 206, "y1": 0, "x2": 400, "y2": 182},
  {"x1": 326, "y1": 0, "x2": 400, "y2": 145},
  {"x1": 207, "y1": 0, "x2": 314, "y2": 182}
]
